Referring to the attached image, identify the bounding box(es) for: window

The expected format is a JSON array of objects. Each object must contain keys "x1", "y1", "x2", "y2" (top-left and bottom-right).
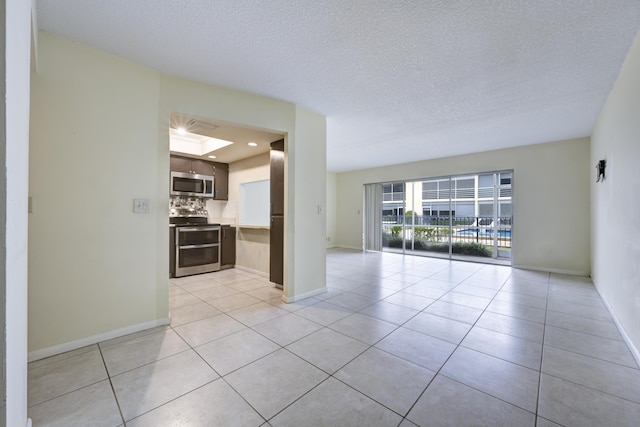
[
  {"x1": 454, "y1": 178, "x2": 474, "y2": 199},
  {"x1": 383, "y1": 183, "x2": 405, "y2": 201},
  {"x1": 378, "y1": 170, "x2": 513, "y2": 262}
]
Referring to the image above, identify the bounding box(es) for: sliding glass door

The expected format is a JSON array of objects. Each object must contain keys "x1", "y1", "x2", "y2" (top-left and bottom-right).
[{"x1": 377, "y1": 170, "x2": 513, "y2": 263}]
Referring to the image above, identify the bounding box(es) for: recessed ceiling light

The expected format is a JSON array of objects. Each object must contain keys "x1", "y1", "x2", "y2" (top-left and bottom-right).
[
  {"x1": 248, "y1": 142, "x2": 258, "y2": 147},
  {"x1": 208, "y1": 155, "x2": 217, "y2": 159},
  {"x1": 176, "y1": 127, "x2": 186, "y2": 135}
]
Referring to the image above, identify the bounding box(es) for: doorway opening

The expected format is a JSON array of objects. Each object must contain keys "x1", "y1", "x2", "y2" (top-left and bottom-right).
[{"x1": 168, "y1": 112, "x2": 286, "y2": 283}]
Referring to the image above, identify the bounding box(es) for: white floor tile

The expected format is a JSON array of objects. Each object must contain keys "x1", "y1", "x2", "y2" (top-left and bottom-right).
[
  {"x1": 173, "y1": 313, "x2": 246, "y2": 347},
  {"x1": 542, "y1": 345, "x2": 640, "y2": 403},
  {"x1": 376, "y1": 327, "x2": 456, "y2": 372},
  {"x1": 440, "y1": 347, "x2": 539, "y2": 412},
  {"x1": 195, "y1": 328, "x2": 280, "y2": 376},
  {"x1": 539, "y1": 373, "x2": 640, "y2": 427},
  {"x1": 28, "y1": 348, "x2": 108, "y2": 407},
  {"x1": 224, "y1": 349, "x2": 328, "y2": 419},
  {"x1": 286, "y1": 328, "x2": 369, "y2": 374},
  {"x1": 544, "y1": 325, "x2": 637, "y2": 368},
  {"x1": 252, "y1": 313, "x2": 323, "y2": 346},
  {"x1": 328, "y1": 313, "x2": 397, "y2": 345},
  {"x1": 407, "y1": 375, "x2": 535, "y2": 427},
  {"x1": 270, "y1": 377, "x2": 402, "y2": 426},
  {"x1": 335, "y1": 347, "x2": 434, "y2": 415},
  {"x1": 126, "y1": 379, "x2": 264, "y2": 427},
  {"x1": 111, "y1": 350, "x2": 218, "y2": 421},
  {"x1": 100, "y1": 328, "x2": 190, "y2": 376},
  {"x1": 28, "y1": 380, "x2": 122, "y2": 427},
  {"x1": 462, "y1": 327, "x2": 543, "y2": 370}
]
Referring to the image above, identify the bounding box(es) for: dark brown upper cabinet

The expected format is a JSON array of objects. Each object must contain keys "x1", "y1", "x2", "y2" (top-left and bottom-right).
[
  {"x1": 270, "y1": 139, "x2": 285, "y2": 216},
  {"x1": 270, "y1": 139, "x2": 285, "y2": 287}
]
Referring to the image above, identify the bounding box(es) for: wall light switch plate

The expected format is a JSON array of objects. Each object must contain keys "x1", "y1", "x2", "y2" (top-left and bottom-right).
[{"x1": 133, "y1": 198, "x2": 150, "y2": 214}]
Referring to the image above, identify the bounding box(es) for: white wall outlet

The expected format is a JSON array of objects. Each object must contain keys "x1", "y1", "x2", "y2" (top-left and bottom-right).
[{"x1": 133, "y1": 198, "x2": 150, "y2": 214}]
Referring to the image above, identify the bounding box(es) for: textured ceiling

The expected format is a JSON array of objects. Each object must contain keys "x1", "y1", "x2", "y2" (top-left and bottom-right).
[{"x1": 36, "y1": 0, "x2": 640, "y2": 172}]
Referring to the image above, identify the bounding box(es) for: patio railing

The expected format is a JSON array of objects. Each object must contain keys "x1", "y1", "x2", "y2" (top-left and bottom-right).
[{"x1": 382, "y1": 215, "x2": 512, "y2": 256}]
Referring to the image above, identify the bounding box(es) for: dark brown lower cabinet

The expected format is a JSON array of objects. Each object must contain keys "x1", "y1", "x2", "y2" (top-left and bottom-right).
[
  {"x1": 221, "y1": 226, "x2": 236, "y2": 269},
  {"x1": 270, "y1": 216, "x2": 284, "y2": 288}
]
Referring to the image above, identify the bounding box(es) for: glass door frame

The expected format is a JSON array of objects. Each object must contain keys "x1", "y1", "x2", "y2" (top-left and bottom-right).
[{"x1": 379, "y1": 169, "x2": 513, "y2": 264}]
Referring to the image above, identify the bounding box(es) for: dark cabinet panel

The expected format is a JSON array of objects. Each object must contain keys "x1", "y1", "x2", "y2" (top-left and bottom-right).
[
  {"x1": 170, "y1": 156, "x2": 193, "y2": 174},
  {"x1": 270, "y1": 139, "x2": 285, "y2": 287},
  {"x1": 270, "y1": 216, "x2": 284, "y2": 287},
  {"x1": 191, "y1": 159, "x2": 215, "y2": 175},
  {"x1": 221, "y1": 226, "x2": 236, "y2": 268},
  {"x1": 212, "y1": 162, "x2": 229, "y2": 200},
  {"x1": 270, "y1": 139, "x2": 285, "y2": 216}
]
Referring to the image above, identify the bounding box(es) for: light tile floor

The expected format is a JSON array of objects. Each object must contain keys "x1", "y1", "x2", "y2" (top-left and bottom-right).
[{"x1": 28, "y1": 249, "x2": 640, "y2": 426}]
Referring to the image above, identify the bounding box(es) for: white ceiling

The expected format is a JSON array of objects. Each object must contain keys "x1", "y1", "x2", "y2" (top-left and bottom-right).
[{"x1": 35, "y1": 0, "x2": 640, "y2": 172}]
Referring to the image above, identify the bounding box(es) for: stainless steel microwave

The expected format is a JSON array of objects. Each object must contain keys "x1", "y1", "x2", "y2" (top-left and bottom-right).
[{"x1": 170, "y1": 171, "x2": 214, "y2": 197}]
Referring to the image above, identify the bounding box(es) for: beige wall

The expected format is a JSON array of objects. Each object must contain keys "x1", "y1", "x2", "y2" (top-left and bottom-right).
[
  {"x1": 326, "y1": 172, "x2": 337, "y2": 247},
  {"x1": 285, "y1": 106, "x2": 327, "y2": 300},
  {"x1": 29, "y1": 33, "x2": 163, "y2": 354},
  {"x1": 229, "y1": 152, "x2": 270, "y2": 275},
  {"x1": 336, "y1": 138, "x2": 591, "y2": 275},
  {"x1": 591, "y1": 31, "x2": 640, "y2": 358},
  {"x1": 28, "y1": 33, "x2": 327, "y2": 355}
]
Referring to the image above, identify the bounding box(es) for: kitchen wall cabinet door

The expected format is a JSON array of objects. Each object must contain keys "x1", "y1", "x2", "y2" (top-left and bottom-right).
[
  {"x1": 170, "y1": 155, "x2": 194, "y2": 173},
  {"x1": 270, "y1": 216, "x2": 283, "y2": 287},
  {"x1": 212, "y1": 162, "x2": 229, "y2": 200},
  {"x1": 270, "y1": 139, "x2": 285, "y2": 287},
  {"x1": 170, "y1": 155, "x2": 216, "y2": 175},
  {"x1": 270, "y1": 139, "x2": 285, "y2": 216},
  {"x1": 221, "y1": 226, "x2": 236, "y2": 268},
  {"x1": 191, "y1": 159, "x2": 215, "y2": 175}
]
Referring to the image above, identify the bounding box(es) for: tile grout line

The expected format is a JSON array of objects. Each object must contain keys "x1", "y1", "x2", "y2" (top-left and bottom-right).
[
  {"x1": 534, "y1": 271, "x2": 551, "y2": 427},
  {"x1": 96, "y1": 342, "x2": 127, "y2": 426},
  {"x1": 165, "y1": 320, "x2": 272, "y2": 425},
  {"x1": 398, "y1": 268, "x2": 534, "y2": 423}
]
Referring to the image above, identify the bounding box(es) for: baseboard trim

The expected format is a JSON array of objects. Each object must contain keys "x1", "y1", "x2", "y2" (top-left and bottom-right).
[
  {"x1": 594, "y1": 286, "x2": 640, "y2": 368},
  {"x1": 512, "y1": 264, "x2": 590, "y2": 277},
  {"x1": 282, "y1": 286, "x2": 328, "y2": 303},
  {"x1": 28, "y1": 317, "x2": 171, "y2": 362},
  {"x1": 234, "y1": 265, "x2": 269, "y2": 278},
  {"x1": 333, "y1": 245, "x2": 363, "y2": 251}
]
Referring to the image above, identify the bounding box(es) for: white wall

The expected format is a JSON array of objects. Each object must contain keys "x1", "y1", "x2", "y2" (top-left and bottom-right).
[
  {"x1": 336, "y1": 138, "x2": 591, "y2": 275},
  {"x1": 326, "y1": 172, "x2": 337, "y2": 248},
  {"x1": 591, "y1": 31, "x2": 640, "y2": 357},
  {"x1": 28, "y1": 33, "x2": 327, "y2": 354},
  {"x1": 4, "y1": 0, "x2": 32, "y2": 425}
]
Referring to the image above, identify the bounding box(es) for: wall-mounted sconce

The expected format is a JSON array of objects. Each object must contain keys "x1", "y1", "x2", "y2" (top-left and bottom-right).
[{"x1": 596, "y1": 159, "x2": 606, "y2": 182}]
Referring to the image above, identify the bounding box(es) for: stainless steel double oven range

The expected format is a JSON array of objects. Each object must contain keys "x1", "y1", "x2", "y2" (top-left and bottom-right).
[{"x1": 170, "y1": 215, "x2": 221, "y2": 278}]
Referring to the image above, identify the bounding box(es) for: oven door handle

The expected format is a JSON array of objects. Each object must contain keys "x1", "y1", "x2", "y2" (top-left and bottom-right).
[
  {"x1": 179, "y1": 243, "x2": 218, "y2": 250},
  {"x1": 178, "y1": 227, "x2": 220, "y2": 232}
]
